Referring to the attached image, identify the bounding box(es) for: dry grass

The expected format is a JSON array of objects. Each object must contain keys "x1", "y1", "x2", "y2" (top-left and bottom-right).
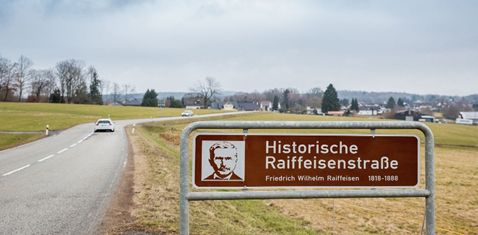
[
  {"x1": 127, "y1": 125, "x2": 315, "y2": 234},
  {"x1": 269, "y1": 147, "x2": 478, "y2": 234},
  {"x1": 125, "y1": 112, "x2": 478, "y2": 234}
]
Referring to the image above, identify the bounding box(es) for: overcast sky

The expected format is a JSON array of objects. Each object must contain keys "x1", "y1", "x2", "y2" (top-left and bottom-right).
[{"x1": 0, "y1": 0, "x2": 477, "y2": 96}]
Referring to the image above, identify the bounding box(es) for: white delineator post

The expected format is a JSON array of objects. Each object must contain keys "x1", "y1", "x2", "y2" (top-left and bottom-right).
[{"x1": 45, "y1": 124, "x2": 50, "y2": 136}]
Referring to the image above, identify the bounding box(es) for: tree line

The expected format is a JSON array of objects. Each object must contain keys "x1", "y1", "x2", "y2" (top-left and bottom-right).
[
  {"x1": 155, "y1": 77, "x2": 358, "y2": 114},
  {"x1": 223, "y1": 83, "x2": 359, "y2": 114},
  {"x1": 0, "y1": 54, "x2": 134, "y2": 105},
  {"x1": 0, "y1": 55, "x2": 95, "y2": 103}
]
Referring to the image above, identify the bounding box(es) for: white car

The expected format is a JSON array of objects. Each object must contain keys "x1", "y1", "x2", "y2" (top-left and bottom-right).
[
  {"x1": 94, "y1": 118, "x2": 115, "y2": 132},
  {"x1": 181, "y1": 110, "x2": 194, "y2": 117}
]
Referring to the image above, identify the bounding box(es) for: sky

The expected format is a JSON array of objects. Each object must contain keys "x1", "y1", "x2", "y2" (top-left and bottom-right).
[{"x1": 0, "y1": 0, "x2": 477, "y2": 96}]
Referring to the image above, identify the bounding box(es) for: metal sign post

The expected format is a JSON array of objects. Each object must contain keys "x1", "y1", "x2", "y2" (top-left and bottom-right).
[{"x1": 179, "y1": 121, "x2": 435, "y2": 234}]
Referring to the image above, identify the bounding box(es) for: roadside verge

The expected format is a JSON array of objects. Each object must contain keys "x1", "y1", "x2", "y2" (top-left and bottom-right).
[{"x1": 100, "y1": 117, "x2": 315, "y2": 234}]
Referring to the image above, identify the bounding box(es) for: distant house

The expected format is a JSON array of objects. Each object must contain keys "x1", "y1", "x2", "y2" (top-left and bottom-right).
[
  {"x1": 236, "y1": 102, "x2": 260, "y2": 111},
  {"x1": 182, "y1": 94, "x2": 204, "y2": 109},
  {"x1": 306, "y1": 106, "x2": 322, "y2": 115},
  {"x1": 259, "y1": 101, "x2": 272, "y2": 111},
  {"x1": 419, "y1": 115, "x2": 436, "y2": 123},
  {"x1": 357, "y1": 110, "x2": 376, "y2": 116},
  {"x1": 223, "y1": 103, "x2": 234, "y2": 111},
  {"x1": 327, "y1": 111, "x2": 345, "y2": 116},
  {"x1": 359, "y1": 104, "x2": 383, "y2": 115},
  {"x1": 111, "y1": 99, "x2": 142, "y2": 106},
  {"x1": 210, "y1": 102, "x2": 224, "y2": 110},
  {"x1": 185, "y1": 105, "x2": 201, "y2": 109},
  {"x1": 457, "y1": 112, "x2": 478, "y2": 125},
  {"x1": 394, "y1": 110, "x2": 422, "y2": 121}
]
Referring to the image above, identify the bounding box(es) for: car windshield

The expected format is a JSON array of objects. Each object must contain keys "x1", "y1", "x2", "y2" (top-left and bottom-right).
[{"x1": 98, "y1": 120, "x2": 111, "y2": 124}]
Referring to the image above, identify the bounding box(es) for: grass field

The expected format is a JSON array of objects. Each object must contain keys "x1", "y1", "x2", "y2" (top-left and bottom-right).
[
  {"x1": 122, "y1": 112, "x2": 478, "y2": 234},
  {"x1": 0, "y1": 102, "x2": 223, "y2": 132},
  {"x1": 0, "y1": 133, "x2": 43, "y2": 151},
  {"x1": 0, "y1": 102, "x2": 223, "y2": 150}
]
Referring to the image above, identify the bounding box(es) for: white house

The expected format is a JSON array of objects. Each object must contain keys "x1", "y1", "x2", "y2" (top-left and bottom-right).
[
  {"x1": 223, "y1": 103, "x2": 234, "y2": 111},
  {"x1": 260, "y1": 101, "x2": 273, "y2": 111},
  {"x1": 185, "y1": 105, "x2": 201, "y2": 109},
  {"x1": 456, "y1": 112, "x2": 478, "y2": 125},
  {"x1": 357, "y1": 110, "x2": 377, "y2": 116}
]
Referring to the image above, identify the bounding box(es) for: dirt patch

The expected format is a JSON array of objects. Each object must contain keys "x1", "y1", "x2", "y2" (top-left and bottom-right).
[{"x1": 158, "y1": 128, "x2": 180, "y2": 146}]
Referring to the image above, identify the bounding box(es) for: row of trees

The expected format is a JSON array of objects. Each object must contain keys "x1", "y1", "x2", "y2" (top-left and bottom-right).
[
  {"x1": 0, "y1": 55, "x2": 50, "y2": 102},
  {"x1": 385, "y1": 97, "x2": 407, "y2": 110},
  {"x1": 0, "y1": 55, "x2": 103, "y2": 104},
  {"x1": 0, "y1": 54, "x2": 137, "y2": 105},
  {"x1": 223, "y1": 82, "x2": 359, "y2": 114}
]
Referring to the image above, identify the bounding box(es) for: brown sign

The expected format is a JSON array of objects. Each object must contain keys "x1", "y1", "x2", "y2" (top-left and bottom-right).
[{"x1": 193, "y1": 134, "x2": 419, "y2": 188}]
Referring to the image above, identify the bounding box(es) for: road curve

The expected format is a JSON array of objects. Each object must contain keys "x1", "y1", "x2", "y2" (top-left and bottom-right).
[{"x1": 0, "y1": 112, "x2": 246, "y2": 234}]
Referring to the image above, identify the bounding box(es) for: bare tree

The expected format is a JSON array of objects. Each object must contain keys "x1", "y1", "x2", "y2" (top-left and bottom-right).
[
  {"x1": 0, "y1": 56, "x2": 8, "y2": 97},
  {"x1": 305, "y1": 87, "x2": 323, "y2": 108},
  {"x1": 190, "y1": 77, "x2": 221, "y2": 108},
  {"x1": 30, "y1": 69, "x2": 56, "y2": 102},
  {"x1": 0, "y1": 57, "x2": 17, "y2": 101},
  {"x1": 112, "y1": 82, "x2": 120, "y2": 104},
  {"x1": 56, "y1": 61, "x2": 69, "y2": 102},
  {"x1": 121, "y1": 84, "x2": 136, "y2": 104},
  {"x1": 263, "y1": 88, "x2": 284, "y2": 102},
  {"x1": 14, "y1": 55, "x2": 33, "y2": 101},
  {"x1": 55, "y1": 59, "x2": 85, "y2": 103},
  {"x1": 101, "y1": 80, "x2": 110, "y2": 95},
  {"x1": 100, "y1": 80, "x2": 111, "y2": 104},
  {"x1": 68, "y1": 61, "x2": 85, "y2": 103},
  {"x1": 44, "y1": 70, "x2": 57, "y2": 97}
]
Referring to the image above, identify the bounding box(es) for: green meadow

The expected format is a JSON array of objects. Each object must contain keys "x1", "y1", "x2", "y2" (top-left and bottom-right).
[
  {"x1": 0, "y1": 102, "x2": 223, "y2": 150},
  {"x1": 0, "y1": 102, "x2": 223, "y2": 132}
]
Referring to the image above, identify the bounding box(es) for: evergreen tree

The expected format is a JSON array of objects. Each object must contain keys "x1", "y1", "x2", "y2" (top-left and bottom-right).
[
  {"x1": 171, "y1": 99, "x2": 183, "y2": 108},
  {"x1": 351, "y1": 98, "x2": 360, "y2": 112},
  {"x1": 73, "y1": 80, "x2": 90, "y2": 104},
  {"x1": 166, "y1": 96, "x2": 183, "y2": 108},
  {"x1": 397, "y1": 98, "x2": 405, "y2": 107},
  {"x1": 272, "y1": 95, "x2": 279, "y2": 111},
  {"x1": 141, "y1": 89, "x2": 158, "y2": 107},
  {"x1": 282, "y1": 89, "x2": 290, "y2": 112},
  {"x1": 49, "y1": 89, "x2": 62, "y2": 103},
  {"x1": 89, "y1": 70, "x2": 103, "y2": 105},
  {"x1": 321, "y1": 84, "x2": 340, "y2": 113},
  {"x1": 340, "y1": 98, "x2": 350, "y2": 107},
  {"x1": 386, "y1": 97, "x2": 396, "y2": 109}
]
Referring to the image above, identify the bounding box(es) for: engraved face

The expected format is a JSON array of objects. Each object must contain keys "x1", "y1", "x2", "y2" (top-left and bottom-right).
[{"x1": 209, "y1": 144, "x2": 238, "y2": 178}]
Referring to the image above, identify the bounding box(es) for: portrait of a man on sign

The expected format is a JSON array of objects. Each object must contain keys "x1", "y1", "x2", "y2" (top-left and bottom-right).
[{"x1": 202, "y1": 141, "x2": 245, "y2": 181}]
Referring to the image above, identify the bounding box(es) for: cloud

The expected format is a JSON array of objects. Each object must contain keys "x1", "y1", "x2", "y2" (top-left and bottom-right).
[{"x1": 0, "y1": 0, "x2": 477, "y2": 95}]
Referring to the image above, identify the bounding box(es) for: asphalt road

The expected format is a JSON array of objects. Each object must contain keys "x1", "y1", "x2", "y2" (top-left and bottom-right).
[{"x1": 0, "y1": 112, "x2": 244, "y2": 234}]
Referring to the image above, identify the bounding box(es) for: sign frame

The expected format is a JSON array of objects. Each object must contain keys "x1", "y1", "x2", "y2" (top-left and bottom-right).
[
  {"x1": 179, "y1": 121, "x2": 435, "y2": 235},
  {"x1": 192, "y1": 133, "x2": 421, "y2": 189}
]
